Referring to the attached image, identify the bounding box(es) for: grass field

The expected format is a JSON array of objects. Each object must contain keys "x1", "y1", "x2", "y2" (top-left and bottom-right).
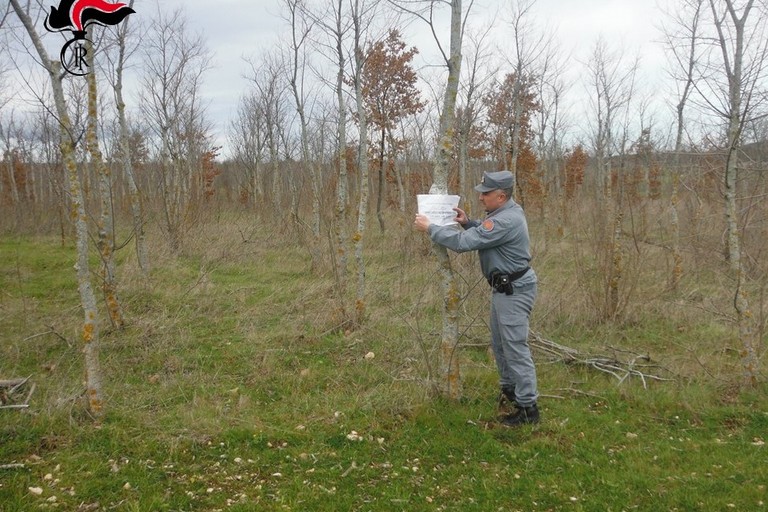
[{"x1": 1, "y1": 215, "x2": 766, "y2": 511}]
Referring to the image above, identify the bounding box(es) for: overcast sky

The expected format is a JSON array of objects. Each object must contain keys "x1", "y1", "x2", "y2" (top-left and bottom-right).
[
  {"x1": 4, "y1": 0, "x2": 667, "y2": 157},
  {"x1": 163, "y1": 0, "x2": 664, "y2": 156}
]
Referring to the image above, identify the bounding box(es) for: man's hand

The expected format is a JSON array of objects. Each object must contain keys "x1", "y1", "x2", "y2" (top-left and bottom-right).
[
  {"x1": 453, "y1": 207, "x2": 469, "y2": 226},
  {"x1": 414, "y1": 214, "x2": 431, "y2": 232}
]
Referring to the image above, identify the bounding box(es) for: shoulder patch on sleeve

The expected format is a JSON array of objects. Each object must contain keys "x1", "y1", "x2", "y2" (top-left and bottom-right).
[{"x1": 481, "y1": 219, "x2": 494, "y2": 231}]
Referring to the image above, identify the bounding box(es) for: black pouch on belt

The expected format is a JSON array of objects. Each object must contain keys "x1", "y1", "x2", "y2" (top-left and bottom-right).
[
  {"x1": 490, "y1": 267, "x2": 530, "y2": 295},
  {"x1": 496, "y1": 274, "x2": 513, "y2": 295}
]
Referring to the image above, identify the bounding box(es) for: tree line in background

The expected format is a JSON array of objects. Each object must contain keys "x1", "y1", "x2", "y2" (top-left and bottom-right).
[{"x1": 0, "y1": 0, "x2": 766, "y2": 417}]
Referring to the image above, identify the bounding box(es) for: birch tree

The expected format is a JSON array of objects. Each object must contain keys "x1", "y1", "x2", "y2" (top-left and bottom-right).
[
  {"x1": 32, "y1": 107, "x2": 69, "y2": 243},
  {"x1": 245, "y1": 54, "x2": 290, "y2": 213},
  {"x1": 399, "y1": 0, "x2": 471, "y2": 398},
  {"x1": 0, "y1": 39, "x2": 12, "y2": 210},
  {"x1": 585, "y1": 39, "x2": 639, "y2": 205},
  {"x1": 306, "y1": 0, "x2": 353, "y2": 326},
  {"x1": 455, "y1": 27, "x2": 494, "y2": 212},
  {"x1": 432, "y1": 0, "x2": 466, "y2": 398},
  {"x1": 103, "y1": 0, "x2": 148, "y2": 276},
  {"x1": 229, "y1": 90, "x2": 267, "y2": 208},
  {"x1": 85, "y1": 40, "x2": 124, "y2": 328},
  {"x1": 530, "y1": 32, "x2": 568, "y2": 247},
  {"x1": 10, "y1": 0, "x2": 105, "y2": 417},
  {"x1": 585, "y1": 38, "x2": 639, "y2": 321},
  {"x1": 699, "y1": 0, "x2": 767, "y2": 384},
  {"x1": 348, "y1": 0, "x2": 378, "y2": 325},
  {"x1": 1, "y1": 115, "x2": 22, "y2": 210},
  {"x1": 139, "y1": 7, "x2": 212, "y2": 253},
  {"x1": 661, "y1": 0, "x2": 704, "y2": 291},
  {"x1": 332, "y1": 0, "x2": 351, "y2": 326},
  {"x1": 284, "y1": 0, "x2": 322, "y2": 244},
  {"x1": 502, "y1": 0, "x2": 548, "y2": 198}
]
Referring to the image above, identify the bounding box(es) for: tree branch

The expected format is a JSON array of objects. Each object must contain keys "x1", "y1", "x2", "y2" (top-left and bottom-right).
[{"x1": 529, "y1": 331, "x2": 676, "y2": 388}]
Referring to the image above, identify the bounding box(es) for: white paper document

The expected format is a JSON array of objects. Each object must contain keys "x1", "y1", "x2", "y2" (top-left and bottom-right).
[{"x1": 417, "y1": 194, "x2": 461, "y2": 226}]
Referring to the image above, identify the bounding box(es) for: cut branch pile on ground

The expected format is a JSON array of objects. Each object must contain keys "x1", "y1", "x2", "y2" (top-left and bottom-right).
[
  {"x1": 529, "y1": 331, "x2": 675, "y2": 388},
  {"x1": 0, "y1": 377, "x2": 35, "y2": 410}
]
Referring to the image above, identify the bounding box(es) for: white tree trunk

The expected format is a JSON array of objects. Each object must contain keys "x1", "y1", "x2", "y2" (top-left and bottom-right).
[
  {"x1": 114, "y1": 0, "x2": 149, "y2": 276},
  {"x1": 285, "y1": 0, "x2": 321, "y2": 241},
  {"x1": 709, "y1": 0, "x2": 759, "y2": 384},
  {"x1": 351, "y1": 0, "x2": 371, "y2": 325},
  {"x1": 353, "y1": 71, "x2": 370, "y2": 325},
  {"x1": 430, "y1": 0, "x2": 463, "y2": 399},
  {"x1": 10, "y1": 0, "x2": 104, "y2": 417},
  {"x1": 334, "y1": 0, "x2": 350, "y2": 325},
  {"x1": 86, "y1": 42, "x2": 124, "y2": 329}
]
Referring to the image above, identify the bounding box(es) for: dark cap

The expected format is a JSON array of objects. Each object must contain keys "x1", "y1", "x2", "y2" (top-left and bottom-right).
[{"x1": 474, "y1": 171, "x2": 514, "y2": 192}]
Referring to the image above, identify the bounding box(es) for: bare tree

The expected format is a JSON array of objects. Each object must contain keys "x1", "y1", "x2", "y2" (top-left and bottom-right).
[
  {"x1": 0, "y1": 4, "x2": 9, "y2": 112},
  {"x1": 348, "y1": 0, "x2": 379, "y2": 325},
  {"x1": 455, "y1": 25, "x2": 495, "y2": 212},
  {"x1": 431, "y1": 0, "x2": 467, "y2": 399},
  {"x1": 31, "y1": 106, "x2": 70, "y2": 243},
  {"x1": 584, "y1": 37, "x2": 640, "y2": 321},
  {"x1": 661, "y1": 0, "x2": 704, "y2": 292},
  {"x1": 397, "y1": 0, "x2": 473, "y2": 398},
  {"x1": 85, "y1": 39, "x2": 124, "y2": 328},
  {"x1": 10, "y1": 0, "x2": 104, "y2": 417},
  {"x1": 698, "y1": 0, "x2": 767, "y2": 384},
  {"x1": 229, "y1": 90, "x2": 267, "y2": 208},
  {"x1": 332, "y1": 0, "x2": 351, "y2": 327},
  {"x1": 283, "y1": 0, "x2": 322, "y2": 245},
  {"x1": 101, "y1": 0, "x2": 148, "y2": 276},
  {"x1": 0, "y1": 3, "x2": 10, "y2": 31},
  {"x1": 245, "y1": 53, "x2": 290, "y2": 214},
  {"x1": 305, "y1": 0, "x2": 354, "y2": 326},
  {"x1": 1, "y1": 113, "x2": 22, "y2": 209},
  {"x1": 502, "y1": 0, "x2": 546, "y2": 196},
  {"x1": 585, "y1": 38, "x2": 639, "y2": 200},
  {"x1": 0, "y1": 18, "x2": 13, "y2": 210},
  {"x1": 139, "y1": 7, "x2": 212, "y2": 253},
  {"x1": 530, "y1": 28, "x2": 569, "y2": 247}
]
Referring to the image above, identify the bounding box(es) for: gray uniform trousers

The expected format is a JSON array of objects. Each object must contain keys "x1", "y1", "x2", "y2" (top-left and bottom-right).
[{"x1": 490, "y1": 282, "x2": 538, "y2": 407}]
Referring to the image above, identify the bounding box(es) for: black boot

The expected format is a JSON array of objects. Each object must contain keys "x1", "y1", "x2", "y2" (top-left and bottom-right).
[
  {"x1": 501, "y1": 403, "x2": 540, "y2": 427},
  {"x1": 497, "y1": 386, "x2": 516, "y2": 413}
]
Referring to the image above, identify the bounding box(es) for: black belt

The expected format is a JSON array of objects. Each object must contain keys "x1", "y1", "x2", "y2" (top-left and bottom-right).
[{"x1": 488, "y1": 267, "x2": 530, "y2": 294}]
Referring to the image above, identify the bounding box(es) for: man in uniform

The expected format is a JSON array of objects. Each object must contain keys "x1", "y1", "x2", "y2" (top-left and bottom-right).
[{"x1": 414, "y1": 170, "x2": 540, "y2": 426}]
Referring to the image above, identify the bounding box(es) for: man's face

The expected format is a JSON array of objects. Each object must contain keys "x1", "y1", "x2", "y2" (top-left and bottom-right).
[{"x1": 479, "y1": 189, "x2": 506, "y2": 212}]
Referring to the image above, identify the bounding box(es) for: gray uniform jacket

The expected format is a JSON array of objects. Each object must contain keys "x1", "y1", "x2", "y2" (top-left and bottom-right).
[{"x1": 427, "y1": 199, "x2": 537, "y2": 288}]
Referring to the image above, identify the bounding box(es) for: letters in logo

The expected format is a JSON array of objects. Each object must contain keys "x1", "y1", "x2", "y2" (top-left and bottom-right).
[{"x1": 44, "y1": 0, "x2": 135, "y2": 76}]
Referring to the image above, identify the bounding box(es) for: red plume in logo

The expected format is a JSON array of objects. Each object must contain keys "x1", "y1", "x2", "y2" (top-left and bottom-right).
[
  {"x1": 45, "y1": 0, "x2": 135, "y2": 35},
  {"x1": 44, "y1": 0, "x2": 135, "y2": 75}
]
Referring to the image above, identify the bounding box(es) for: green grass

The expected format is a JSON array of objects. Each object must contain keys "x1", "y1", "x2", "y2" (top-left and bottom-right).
[{"x1": 1, "y1": 226, "x2": 767, "y2": 511}]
